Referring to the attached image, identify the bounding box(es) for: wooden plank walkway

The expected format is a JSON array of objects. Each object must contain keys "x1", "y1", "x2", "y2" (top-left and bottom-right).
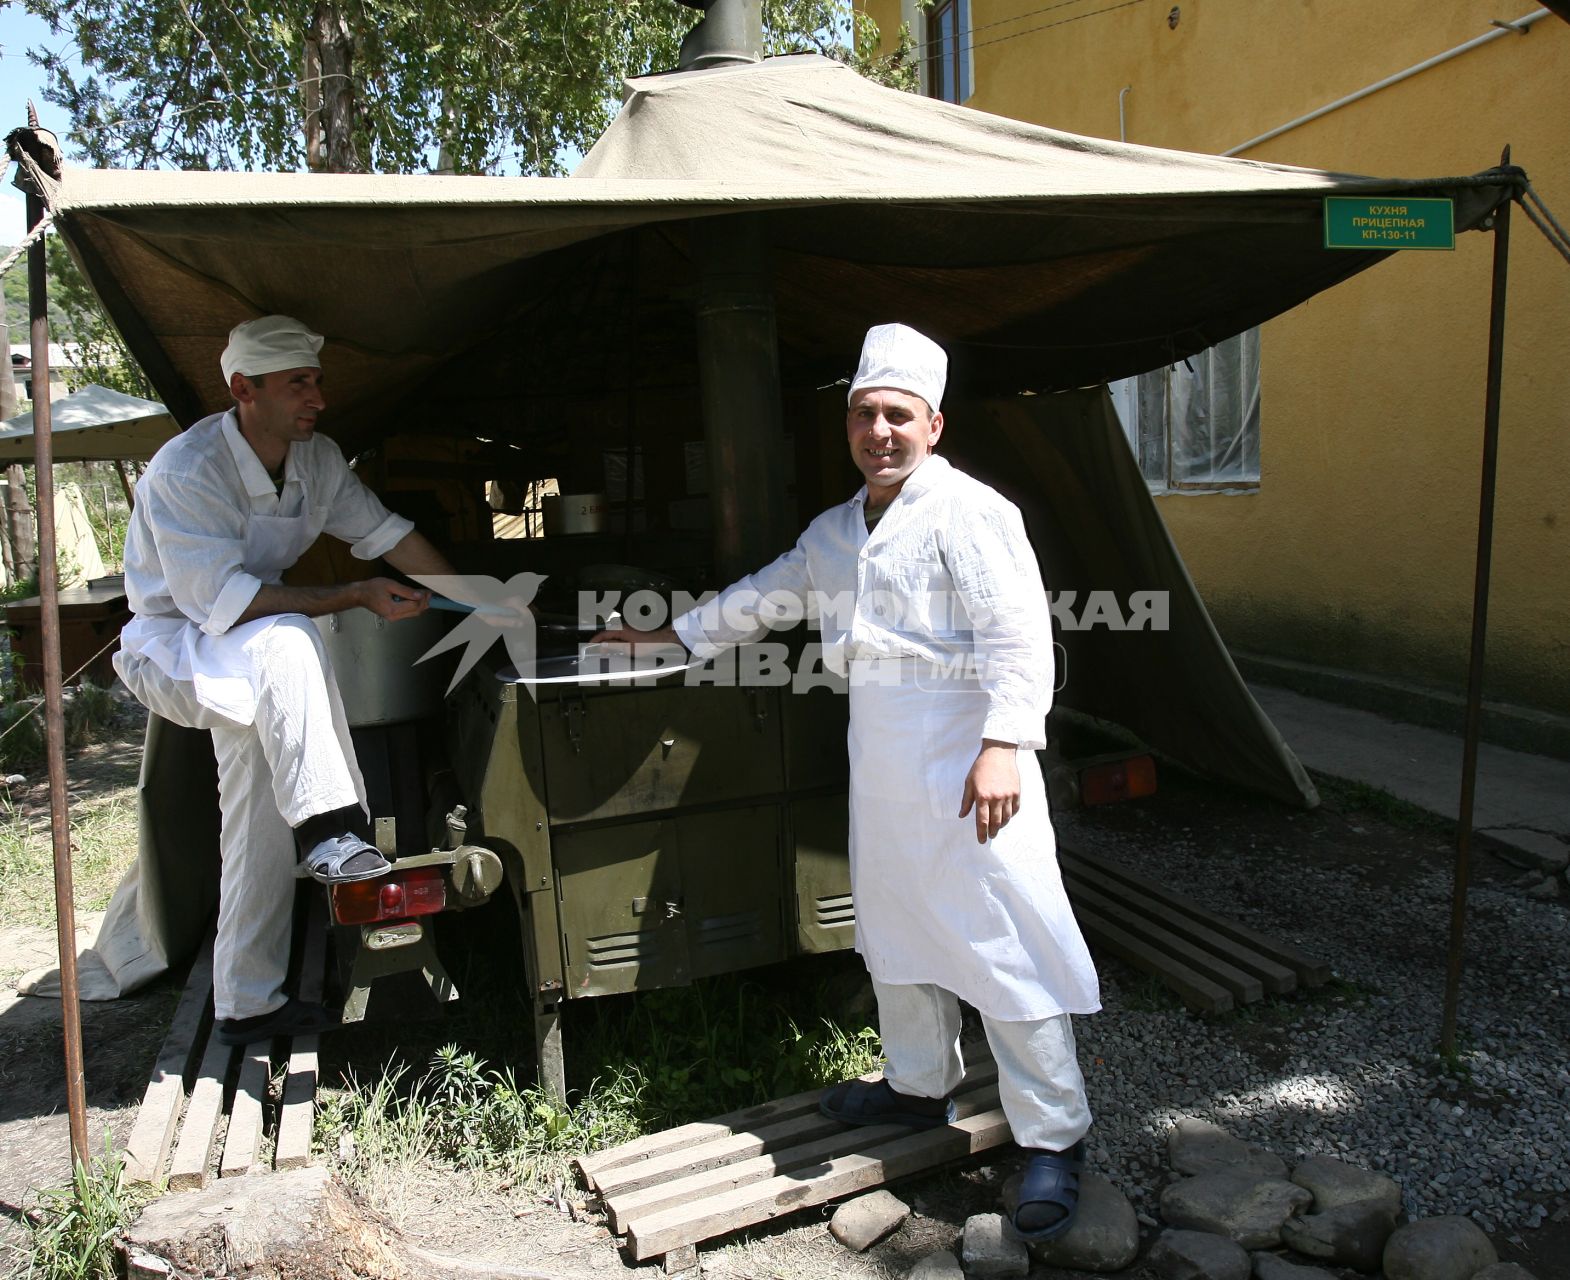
[
  {"x1": 577, "y1": 1055, "x2": 1010, "y2": 1264},
  {"x1": 124, "y1": 901, "x2": 329, "y2": 1190},
  {"x1": 1060, "y1": 846, "x2": 1331, "y2": 1013}
]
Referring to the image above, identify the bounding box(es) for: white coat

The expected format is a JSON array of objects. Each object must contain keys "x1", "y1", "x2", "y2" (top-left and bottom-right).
[
  {"x1": 117, "y1": 409, "x2": 412, "y2": 722},
  {"x1": 113, "y1": 409, "x2": 411, "y2": 1019},
  {"x1": 675, "y1": 455, "x2": 1101, "y2": 1021}
]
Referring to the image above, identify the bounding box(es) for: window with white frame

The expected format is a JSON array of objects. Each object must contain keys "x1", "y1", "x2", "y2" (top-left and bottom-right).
[
  {"x1": 924, "y1": 0, "x2": 971, "y2": 104},
  {"x1": 1108, "y1": 329, "x2": 1261, "y2": 491}
]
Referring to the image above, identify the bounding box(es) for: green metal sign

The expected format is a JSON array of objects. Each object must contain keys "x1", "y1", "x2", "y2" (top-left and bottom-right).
[{"x1": 1324, "y1": 196, "x2": 1455, "y2": 250}]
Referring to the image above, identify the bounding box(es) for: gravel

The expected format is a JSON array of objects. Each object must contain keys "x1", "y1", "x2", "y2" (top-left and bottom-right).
[{"x1": 1055, "y1": 806, "x2": 1570, "y2": 1252}]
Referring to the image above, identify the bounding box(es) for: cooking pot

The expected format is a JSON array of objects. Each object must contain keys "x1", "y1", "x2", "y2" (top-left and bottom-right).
[{"x1": 314, "y1": 606, "x2": 454, "y2": 726}]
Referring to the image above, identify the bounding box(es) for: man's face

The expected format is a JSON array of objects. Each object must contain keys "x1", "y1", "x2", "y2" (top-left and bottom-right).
[
  {"x1": 232, "y1": 366, "x2": 326, "y2": 451},
  {"x1": 846, "y1": 387, "x2": 943, "y2": 499}
]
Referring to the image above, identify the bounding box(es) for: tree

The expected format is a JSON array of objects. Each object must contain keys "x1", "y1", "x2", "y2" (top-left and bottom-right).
[{"x1": 23, "y1": 0, "x2": 916, "y2": 177}]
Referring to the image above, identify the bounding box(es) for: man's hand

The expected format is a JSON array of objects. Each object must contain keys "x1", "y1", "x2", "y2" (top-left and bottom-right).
[
  {"x1": 356, "y1": 577, "x2": 430, "y2": 621},
  {"x1": 959, "y1": 740, "x2": 1021, "y2": 844},
  {"x1": 589, "y1": 624, "x2": 684, "y2": 650}
]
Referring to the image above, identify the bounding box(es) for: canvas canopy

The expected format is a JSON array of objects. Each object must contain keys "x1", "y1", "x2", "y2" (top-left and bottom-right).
[
  {"x1": 18, "y1": 54, "x2": 1517, "y2": 816},
  {"x1": 0, "y1": 383, "x2": 176, "y2": 462},
  {"x1": 36, "y1": 55, "x2": 1508, "y2": 453}
]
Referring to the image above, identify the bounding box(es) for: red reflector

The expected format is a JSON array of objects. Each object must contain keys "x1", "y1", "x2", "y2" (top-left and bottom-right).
[
  {"x1": 331, "y1": 866, "x2": 446, "y2": 925},
  {"x1": 1079, "y1": 755, "x2": 1157, "y2": 806}
]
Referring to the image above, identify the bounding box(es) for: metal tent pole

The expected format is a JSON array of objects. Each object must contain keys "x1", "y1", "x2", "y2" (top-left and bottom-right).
[
  {"x1": 1439, "y1": 148, "x2": 1513, "y2": 1058},
  {"x1": 10, "y1": 118, "x2": 88, "y2": 1166}
]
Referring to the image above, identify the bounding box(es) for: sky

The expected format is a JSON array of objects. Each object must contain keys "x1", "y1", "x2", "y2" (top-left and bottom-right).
[{"x1": 1, "y1": 5, "x2": 77, "y2": 245}]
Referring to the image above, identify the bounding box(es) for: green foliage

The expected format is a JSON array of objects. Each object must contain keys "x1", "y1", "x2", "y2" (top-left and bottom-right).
[
  {"x1": 3, "y1": 252, "x2": 28, "y2": 337},
  {"x1": 317, "y1": 1045, "x2": 646, "y2": 1194},
  {"x1": 24, "y1": 0, "x2": 911, "y2": 177},
  {"x1": 1313, "y1": 774, "x2": 1453, "y2": 835},
  {"x1": 0, "y1": 679, "x2": 124, "y2": 771},
  {"x1": 23, "y1": 1135, "x2": 142, "y2": 1280},
  {"x1": 316, "y1": 970, "x2": 883, "y2": 1193},
  {"x1": 44, "y1": 240, "x2": 152, "y2": 399}
]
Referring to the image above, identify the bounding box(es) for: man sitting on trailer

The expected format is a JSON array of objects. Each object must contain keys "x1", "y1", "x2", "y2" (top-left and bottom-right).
[
  {"x1": 596, "y1": 322, "x2": 1100, "y2": 1242},
  {"x1": 114, "y1": 315, "x2": 457, "y2": 1046}
]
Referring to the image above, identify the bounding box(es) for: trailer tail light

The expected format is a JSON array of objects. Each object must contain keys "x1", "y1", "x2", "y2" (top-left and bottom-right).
[
  {"x1": 331, "y1": 867, "x2": 446, "y2": 925},
  {"x1": 1079, "y1": 755, "x2": 1157, "y2": 806}
]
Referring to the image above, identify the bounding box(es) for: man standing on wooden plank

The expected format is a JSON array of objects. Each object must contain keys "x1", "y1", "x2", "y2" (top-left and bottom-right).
[
  {"x1": 114, "y1": 316, "x2": 456, "y2": 1046},
  {"x1": 597, "y1": 323, "x2": 1100, "y2": 1242}
]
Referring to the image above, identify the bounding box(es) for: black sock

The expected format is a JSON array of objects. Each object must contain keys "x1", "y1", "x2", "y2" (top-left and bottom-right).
[{"x1": 293, "y1": 805, "x2": 367, "y2": 857}]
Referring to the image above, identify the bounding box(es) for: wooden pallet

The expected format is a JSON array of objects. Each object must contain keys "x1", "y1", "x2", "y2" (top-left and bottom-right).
[
  {"x1": 1060, "y1": 846, "x2": 1331, "y2": 1014},
  {"x1": 576, "y1": 1054, "x2": 1009, "y2": 1265},
  {"x1": 124, "y1": 898, "x2": 328, "y2": 1188}
]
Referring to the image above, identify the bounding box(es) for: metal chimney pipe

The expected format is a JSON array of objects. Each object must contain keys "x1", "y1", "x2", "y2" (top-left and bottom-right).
[{"x1": 676, "y1": 0, "x2": 763, "y2": 70}]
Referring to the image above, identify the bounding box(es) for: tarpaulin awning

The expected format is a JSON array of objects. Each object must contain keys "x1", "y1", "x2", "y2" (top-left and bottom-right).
[
  {"x1": 32, "y1": 54, "x2": 1511, "y2": 453},
  {"x1": 0, "y1": 383, "x2": 177, "y2": 462}
]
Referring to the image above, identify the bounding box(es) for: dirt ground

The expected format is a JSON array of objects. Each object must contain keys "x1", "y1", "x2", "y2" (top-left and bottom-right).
[{"x1": 1, "y1": 727, "x2": 1566, "y2": 1279}]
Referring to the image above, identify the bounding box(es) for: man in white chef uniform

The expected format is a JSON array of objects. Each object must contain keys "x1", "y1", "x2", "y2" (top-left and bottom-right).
[
  {"x1": 602, "y1": 323, "x2": 1101, "y2": 1241},
  {"x1": 115, "y1": 315, "x2": 457, "y2": 1046}
]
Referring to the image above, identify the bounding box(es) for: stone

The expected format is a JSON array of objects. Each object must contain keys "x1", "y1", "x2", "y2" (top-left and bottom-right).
[
  {"x1": 662, "y1": 1243, "x2": 698, "y2": 1274},
  {"x1": 1472, "y1": 1266, "x2": 1538, "y2": 1280},
  {"x1": 1161, "y1": 1173, "x2": 1314, "y2": 1249},
  {"x1": 1526, "y1": 878, "x2": 1561, "y2": 901},
  {"x1": 1280, "y1": 1200, "x2": 1398, "y2": 1272},
  {"x1": 1017, "y1": 1173, "x2": 1140, "y2": 1272},
  {"x1": 1146, "y1": 1228, "x2": 1251, "y2": 1280},
  {"x1": 961, "y1": 1213, "x2": 1029, "y2": 1278},
  {"x1": 1290, "y1": 1155, "x2": 1403, "y2": 1215},
  {"x1": 828, "y1": 1189, "x2": 909, "y2": 1252},
  {"x1": 909, "y1": 1249, "x2": 965, "y2": 1279},
  {"x1": 1383, "y1": 1216, "x2": 1498, "y2": 1280},
  {"x1": 1169, "y1": 1117, "x2": 1288, "y2": 1179},
  {"x1": 1480, "y1": 828, "x2": 1570, "y2": 874},
  {"x1": 1251, "y1": 1252, "x2": 1338, "y2": 1280}
]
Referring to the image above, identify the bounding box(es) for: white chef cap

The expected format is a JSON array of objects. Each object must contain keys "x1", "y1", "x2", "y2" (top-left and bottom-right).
[
  {"x1": 220, "y1": 315, "x2": 325, "y2": 384},
  {"x1": 847, "y1": 322, "x2": 947, "y2": 414}
]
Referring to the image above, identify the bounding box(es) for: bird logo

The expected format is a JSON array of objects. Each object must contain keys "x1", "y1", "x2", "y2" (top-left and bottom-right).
[{"x1": 407, "y1": 572, "x2": 547, "y2": 695}]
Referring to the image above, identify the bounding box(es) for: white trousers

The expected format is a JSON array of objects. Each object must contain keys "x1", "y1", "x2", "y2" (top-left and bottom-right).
[
  {"x1": 117, "y1": 616, "x2": 365, "y2": 1019},
  {"x1": 873, "y1": 978, "x2": 1092, "y2": 1152}
]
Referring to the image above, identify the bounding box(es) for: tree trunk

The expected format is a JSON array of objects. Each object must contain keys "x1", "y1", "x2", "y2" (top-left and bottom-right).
[
  {"x1": 0, "y1": 323, "x2": 18, "y2": 582},
  {"x1": 123, "y1": 1167, "x2": 562, "y2": 1280},
  {"x1": 3, "y1": 465, "x2": 36, "y2": 583},
  {"x1": 304, "y1": 2, "x2": 365, "y2": 174}
]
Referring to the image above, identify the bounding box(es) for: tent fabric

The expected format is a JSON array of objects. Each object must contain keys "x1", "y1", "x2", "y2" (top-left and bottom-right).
[
  {"x1": 942, "y1": 387, "x2": 1316, "y2": 808},
  {"x1": 35, "y1": 55, "x2": 1511, "y2": 441},
  {"x1": 0, "y1": 383, "x2": 177, "y2": 462}
]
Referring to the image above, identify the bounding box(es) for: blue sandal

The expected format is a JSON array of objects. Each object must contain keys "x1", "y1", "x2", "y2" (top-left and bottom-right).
[
  {"x1": 819, "y1": 1079, "x2": 957, "y2": 1129},
  {"x1": 1009, "y1": 1139, "x2": 1086, "y2": 1241}
]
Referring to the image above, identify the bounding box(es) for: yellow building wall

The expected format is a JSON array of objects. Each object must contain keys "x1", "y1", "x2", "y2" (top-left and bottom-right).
[{"x1": 864, "y1": 1, "x2": 1570, "y2": 713}]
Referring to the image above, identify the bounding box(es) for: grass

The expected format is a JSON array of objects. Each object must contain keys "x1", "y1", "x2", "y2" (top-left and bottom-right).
[
  {"x1": 1113, "y1": 970, "x2": 1186, "y2": 1014},
  {"x1": 1215, "y1": 975, "x2": 1376, "y2": 1026},
  {"x1": 315, "y1": 968, "x2": 884, "y2": 1201},
  {"x1": 0, "y1": 793, "x2": 139, "y2": 931},
  {"x1": 21, "y1": 1136, "x2": 147, "y2": 1280},
  {"x1": 1312, "y1": 774, "x2": 1453, "y2": 835},
  {"x1": 0, "y1": 698, "x2": 142, "y2": 932}
]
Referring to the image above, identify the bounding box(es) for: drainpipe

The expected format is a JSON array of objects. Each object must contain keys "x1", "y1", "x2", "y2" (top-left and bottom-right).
[
  {"x1": 1224, "y1": 9, "x2": 1552, "y2": 156},
  {"x1": 679, "y1": 0, "x2": 789, "y2": 580},
  {"x1": 1118, "y1": 86, "x2": 1131, "y2": 142}
]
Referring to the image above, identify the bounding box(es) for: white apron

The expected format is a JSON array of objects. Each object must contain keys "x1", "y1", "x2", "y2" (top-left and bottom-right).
[
  {"x1": 846, "y1": 655, "x2": 1101, "y2": 1022},
  {"x1": 119, "y1": 479, "x2": 321, "y2": 726}
]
